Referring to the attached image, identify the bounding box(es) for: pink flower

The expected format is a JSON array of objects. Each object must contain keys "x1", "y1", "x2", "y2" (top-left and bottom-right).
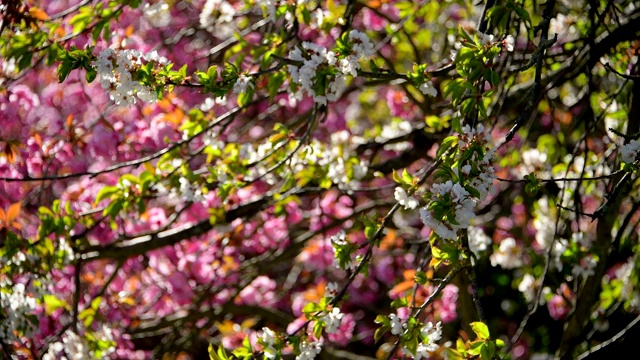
[
  {"x1": 439, "y1": 284, "x2": 459, "y2": 323},
  {"x1": 237, "y1": 276, "x2": 277, "y2": 308},
  {"x1": 547, "y1": 294, "x2": 571, "y2": 320},
  {"x1": 327, "y1": 312, "x2": 355, "y2": 346}
]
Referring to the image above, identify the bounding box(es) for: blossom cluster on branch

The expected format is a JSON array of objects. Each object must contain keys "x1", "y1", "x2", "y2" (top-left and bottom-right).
[{"x1": 1, "y1": 0, "x2": 640, "y2": 360}]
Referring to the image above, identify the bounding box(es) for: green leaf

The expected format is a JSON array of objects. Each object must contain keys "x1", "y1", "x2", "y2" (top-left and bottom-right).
[
  {"x1": 468, "y1": 340, "x2": 484, "y2": 355},
  {"x1": 43, "y1": 294, "x2": 69, "y2": 314},
  {"x1": 514, "y1": 6, "x2": 531, "y2": 27},
  {"x1": 302, "y1": 302, "x2": 322, "y2": 316},
  {"x1": 313, "y1": 320, "x2": 324, "y2": 339},
  {"x1": 470, "y1": 321, "x2": 490, "y2": 340},
  {"x1": 95, "y1": 186, "x2": 119, "y2": 204},
  {"x1": 445, "y1": 348, "x2": 464, "y2": 360},
  {"x1": 208, "y1": 344, "x2": 229, "y2": 360},
  {"x1": 480, "y1": 343, "x2": 491, "y2": 360},
  {"x1": 374, "y1": 326, "x2": 388, "y2": 342},
  {"x1": 402, "y1": 169, "x2": 413, "y2": 184},
  {"x1": 437, "y1": 136, "x2": 459, "y2": 159}
]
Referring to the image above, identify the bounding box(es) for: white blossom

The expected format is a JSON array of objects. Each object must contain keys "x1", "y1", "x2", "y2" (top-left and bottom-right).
[
  {"x1": 389, "y1": 314, "x2": 404, "y2": 335},
  {"x1": 233, "y1": 74, "x2": 254, "y2": 94},
  {"x1": 533, "y1": 197, "x2": 557, "y2": 249},
  {"x1": 200, "y1": 0, "x2": 236, "y2": 37},
  {"x1": 338, "y1": 56, "x2": 359, "y2": 77},
  {"x1": 143, "y1": 1, "x2": 171, "y2": 27},
  {"x1": 620, "y1": 139, "x2": 640, "y2": 163},
  {"x1": 518, "y1": 273, "x2": 537, "y2": 303},
  {"x1": 296, "y1": 340, "x2": 322, "y2": 360},
  {"x1": 62, "y1": 330, "x2": 92, "y2": 360},
  {"x1": 467, "y1": 225, "x2": 492, "y2": 257},
  {"x1": 394, "y1": 187, "x2": 419, "y2": 210},
  {"x1": 261, "y1": 327, "x2": 276, "y2": 346},
  {"x1": 421, "y1": 208, "x2": 458, "y2": 241},
  {"x1": 419, "y1": 80, "x2": 438, "y2": 97},
  {"x1": 404, "y1": 321, "x2": 442, "y2": 360},
  {"x1": 326, "y1": 282, "x2": 339, "y2": 298},
  {"x1": 503, "y1": 35, "x2": 515, "y2": 51},
  {"x1": 58, "y1": 237, "x2": 75, "y2": 263},
  {"x1": 490, "y1": 237, "x2": 524, "y2": 269},
  {"x1": 321, "y1": 307, "x2": 344, "y2": 334},
  {"x1": 0, "y1": 280, "x2": 44, "y2": 342},
  {"x1": 178, "y1": 177, "x2": 205, "y2": 203},
  {"x1": 477, "y1": 31, "x2": 495, "y2": 45},
  {"x1": 348, "y1": 30, "x2": 375, "y2": 58},
  {"x1": 95, "y1": 48, "x2": 160, "y2": 106}
]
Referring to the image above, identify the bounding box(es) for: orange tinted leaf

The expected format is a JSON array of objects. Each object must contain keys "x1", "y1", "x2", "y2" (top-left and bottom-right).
[
  {"x1": 29, "y1": 6, "x2": 49, "y2": 20},
  {"x1": 402, "y1": 269, "x2": 416, "y2": 280},
  {"x1": 389, "y1": 280, "x2": 414, "y2": 297},
  {"x1": 7, "y1": 202, "x2": 21, "y2": 222},
  {"x1": 162, "y1": 108, "x2": 185, "y2": 125},
  {"x1": 33, "y1": 133, "x2": 42, "y2": 147},
  {"x1": 3, "y1": 142, "x2": 22, "y2": 164}
]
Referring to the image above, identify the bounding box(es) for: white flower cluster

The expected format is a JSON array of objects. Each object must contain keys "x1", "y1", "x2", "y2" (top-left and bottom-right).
[
  {"x1": 143, "y1": 0, "x2": 171, "y2": 27},
  {"x1": 620, "y1": 139, "x2": 640, "y2": 164},
  {"x1": 260, "y1": 327, "x2": 277, "y2": 359},
  {"x1": 327, "y1": 230, "x2": 356, "y2": 270},
  {"x1": 1, "y1": 249, "x2": 38, "y2": 272},
  {"x1": 199, "y1": 0, "x2": 236, "y2": 37},
  {"x1": 477, "y1": 31, "x2": 495, "y2": 45},
  {"x1": 326, "y1": 131, "x2": 368, "y2": 187},
  {"x1": 96, "y1": 48, "x2": 167, "y2": 106},
  {"x1": 288, "y1": 131, "x2": 367, "y2": 189},
  {"x1": 321, "y1": 307, "x2": 344, "y2": 334},
  {"x1": 517, "y1": 148, "x2": 549, "y2": 178},
  {"x1": 502, "y1": 35, "x2": 515, "y2": 52},
  {"x1": 296, "y1": 340, "x2": 322, "y2": 360},
  {"x1": 255, "y1": 0, "x2": 280, "y2": 23},
  {"x1": 0, "y1": 281, "x2": 39, "y2": 342},
  {"x1": 242, "y1": 140, "x2": 279, "y2": 184},
  {"x1": 330, "y1": 230, "x2": 355, "y2": 271},
  {"x1": 376, "y1": 120, "x2": 413, "y2": 151},
  {"x1": 518, "y1": 274, "x2": 536, "y2": 302},
  {"x1": 42, "y1": 327, "x2": 115, "y2": 360},
  {"x1": 467, "y1": 225, "x2": 492, "y2": 258},
  {"x1": 58, "y1": 237, "x2": 76, "y2": 263},
  {"x1": 419, "y1": 81, "x2": 438, "y2": 97},
  {"x1": 325, "y1": 282, "x2": 339, "y2": 298},
  {"x1": 533, "y1": 197, "x2": 556, "y2": 249},
  {"x1": 177, "y1": 177, "x2": 205, "y2": 203},
  {"x1": 389, "y1": 313, "x2": 405, "y2": 335},
  {"x1": 394, "y1": 187, "x2": 419, "y2": 210},
  {"x1": 420, "y1": 125, "x2": 496, "y2": 241},
  {"x1": 288, "y1": 30, "x2": 374, "y2": 105},
  {"x1": 489, "y1": 237, "x2": 523, "y2": 269},
  {"x1": 43, "y1": 330, "x2": 91, "y2": 360},
  {"x1": 405, "y1": 321, "x2": 443, "y2": 360},
  {"x1": 348, "y1": 30, "x2": 375, "y2": 59},
  {"x1": 288, "y1": 42, "x2": 343, "y2": 105},
  {"x1": 420, "y1": 180, "x2": 475, "y2": 240},
  {"x1": 0, "y1": 57, "x2": 16, "y2": 86},
  {"x1": 233, "y1": 74, "x2": 254, "y2": 94}
]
